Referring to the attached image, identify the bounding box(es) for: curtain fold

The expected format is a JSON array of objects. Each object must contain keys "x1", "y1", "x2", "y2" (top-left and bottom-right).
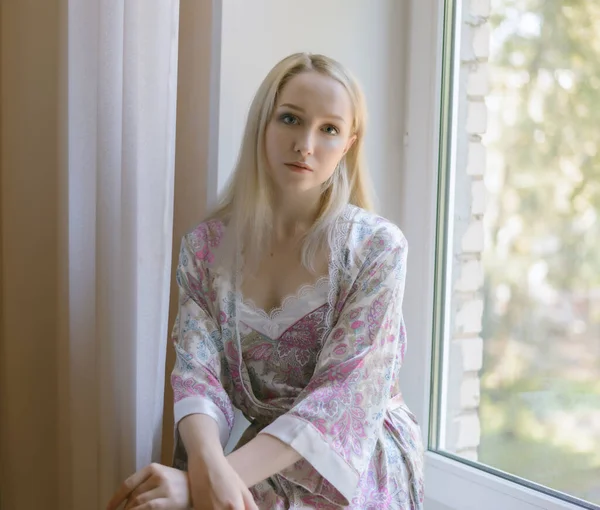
[
  {"x1": 160, "y1": 0, "x2": 223, "y2": 463},
  {"x1": 62, "y1": 1, "x2": 180, "y2": 507},
  {"x1": 2, "y1": 0, "x2": 222, "y2": 507}
]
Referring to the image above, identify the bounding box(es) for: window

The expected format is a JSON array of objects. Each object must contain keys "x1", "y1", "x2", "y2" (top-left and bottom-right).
[{"x1": 427, "y1": 0, "x2": 600, "y2": 509}]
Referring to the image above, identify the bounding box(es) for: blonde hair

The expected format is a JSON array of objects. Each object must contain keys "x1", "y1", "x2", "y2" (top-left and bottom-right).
[{"x1": 208, "y1": 52, "x2": 374, "y2": 271}]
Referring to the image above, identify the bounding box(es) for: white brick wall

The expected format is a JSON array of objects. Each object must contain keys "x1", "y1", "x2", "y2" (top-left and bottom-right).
[
  {"x1": 455, "y1": 299, "x2": 484, "y2": 335},
  {"x1": 467, "y1": 142, "x2": 486, "y2": 176},
  {"x1": 461, "y1": 220, "x2": 485, "y2": 252},
  {"x1": 466, "y1": 102, "x2": 488, "y2": 135},
  {"x1": 471, "y1": 180, "x2": 486, "y2": 215},
  {"x1": 460, "y1": 375, "x2": 481, "y2": 409},
  {"x1": 455, "y1": 259, "x2": 484, "y2": 293},
  {"x1": 455, "y1": 411, "x2": 481, "y2": 450},
  {"x1": 445, "y1": 0, "x2": 490, "y2": 460},
  {"x1": 461, "y1": 337, "x2": 484, "y2": 372},
  {"x1": 468, "y1": 62, "x2": 490, "y2": 96},
  {"x1": 472, "y1": 24, "x2": 491, "y2": 59}
]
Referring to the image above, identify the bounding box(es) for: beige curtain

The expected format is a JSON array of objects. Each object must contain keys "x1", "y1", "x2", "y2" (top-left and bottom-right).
[
  {"x1": 160, "y1": 0, "x2": 223, "y2": 465},
  {"x1": 1, "y1": 0, "x2": 182, "y2": 508}
]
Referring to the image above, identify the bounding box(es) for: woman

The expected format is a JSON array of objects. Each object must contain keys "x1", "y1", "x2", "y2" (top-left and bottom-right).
[{"x1": 107, "y1": 52, "x2": 424, "y2": 510}]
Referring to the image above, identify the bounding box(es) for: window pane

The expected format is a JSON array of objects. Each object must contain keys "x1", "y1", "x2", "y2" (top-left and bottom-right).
[{"x1": 434, "y1": 0, "x2": 600, "y2": 506}]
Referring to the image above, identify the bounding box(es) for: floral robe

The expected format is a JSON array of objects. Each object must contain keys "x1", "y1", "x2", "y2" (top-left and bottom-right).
[{"x1": 171, "y1": 205, "x2": 424, "y2": 509}]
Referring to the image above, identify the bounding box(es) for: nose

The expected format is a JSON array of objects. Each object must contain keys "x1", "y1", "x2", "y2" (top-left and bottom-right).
[{"x1": 293, "y1": 128, "x2": 315, "y2": 157}]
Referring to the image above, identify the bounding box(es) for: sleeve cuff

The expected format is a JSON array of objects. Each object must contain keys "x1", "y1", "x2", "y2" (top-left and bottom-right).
[
  {"x1": 260, "y1": 414, "x2": 359, "y2": 503},
  {"x1": 174, "y1": 396, "x2": 230, "y2": 448}
]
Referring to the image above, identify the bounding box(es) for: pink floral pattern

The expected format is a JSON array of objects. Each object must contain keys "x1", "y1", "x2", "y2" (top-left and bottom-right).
[
  {"x1": 170, "y1": 206, "x2": 424, "y2": 509},
  {"x1": 242, "y1": 304, "x2": 329, "y2": 395},
  {"x1": 171, "y1": 374, "x2": 207, "y2": 402}
]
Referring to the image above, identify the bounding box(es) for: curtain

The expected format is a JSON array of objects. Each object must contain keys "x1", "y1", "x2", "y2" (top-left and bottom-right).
[
  {"x1": 2, "y1": 0, "x2": 221, "y2": 508},
  {"x1": 160, "y1": 0, "x2": 223, "y2": 465},
  {"x1": 59, "y1": 0, "x2": 180, "y2": 507}
]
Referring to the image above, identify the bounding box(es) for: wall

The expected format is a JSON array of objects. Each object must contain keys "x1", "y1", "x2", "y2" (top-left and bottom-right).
[
  {"x1": 217, "y1": 0, "x2": 409, "y2": 224},
  {"x1": 444, "y1": 0, "x2": 490, "y2": 459}
]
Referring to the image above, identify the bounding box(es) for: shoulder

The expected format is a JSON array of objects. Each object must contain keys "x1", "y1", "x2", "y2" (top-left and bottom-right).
[
  {"x1": 181, "y1": 218, "x2": 228, "y2": 265},
  {"x1": 343, "y1": 205, "x2": 408, "y2": 261}
]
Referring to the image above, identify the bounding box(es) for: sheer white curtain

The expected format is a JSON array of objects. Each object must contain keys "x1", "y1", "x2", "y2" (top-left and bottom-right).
[{"x1": 59, "y1": 0, "x2": 180, "y2": 507}]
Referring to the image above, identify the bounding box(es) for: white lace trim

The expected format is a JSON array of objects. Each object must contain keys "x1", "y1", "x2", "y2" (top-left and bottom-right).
[
  {"x1": 239, "y1": 276, "x2": 330, "y2": 339},
  {"x1": 325, "y1": 204, "x2": 358, "y2": 330},
  {"x1": 239, "y1": 274, "x2": 330, "y2": 322}
]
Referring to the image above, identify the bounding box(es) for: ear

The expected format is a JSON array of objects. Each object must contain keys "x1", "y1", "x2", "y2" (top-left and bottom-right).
[{"x1": 343, "y1": 134, "x2": 357, "y2": 156}]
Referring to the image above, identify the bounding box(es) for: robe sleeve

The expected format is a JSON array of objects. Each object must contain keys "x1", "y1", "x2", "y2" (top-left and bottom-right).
[
  {"x1": 170, "y1": 233, "x2": 235, "y2": 453},
  {"x1": 259, "y1": 224, "x2": 408, "y2": 504}
]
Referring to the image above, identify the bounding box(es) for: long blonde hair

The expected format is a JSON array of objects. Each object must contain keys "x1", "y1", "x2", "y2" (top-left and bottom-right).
[{"x1": 208, "y1": 52, "x2": 374, "y2": 271}]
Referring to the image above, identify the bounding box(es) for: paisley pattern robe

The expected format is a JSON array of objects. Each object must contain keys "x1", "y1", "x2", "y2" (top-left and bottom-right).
[{"x1": 170, "y1": 205, "x2": 424, "y2": 509}]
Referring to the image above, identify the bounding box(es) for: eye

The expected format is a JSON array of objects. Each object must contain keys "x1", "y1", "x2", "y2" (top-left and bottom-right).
[
  {"x1": 280, "y1": 113, "x2": 300, "y2": 125},
  {"x1": 322, "y1": 125, "x2": 340, "y2": 136}
]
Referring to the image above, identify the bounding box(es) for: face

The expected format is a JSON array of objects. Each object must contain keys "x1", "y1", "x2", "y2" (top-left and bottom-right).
[{"x1": 264, "y1": 71, "x2": 357, "y2": 195}]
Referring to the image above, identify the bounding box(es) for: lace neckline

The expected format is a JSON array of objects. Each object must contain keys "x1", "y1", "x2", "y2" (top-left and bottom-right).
[
  {"x1": 239, "y1": 275, "x2": 330, "y2": 321},
  {"x1": 230, "y1": 203, "x2": 358, "y2": 412},
  {"x1": 233, "y1": 204, "x2": 358, "y2": 329}
]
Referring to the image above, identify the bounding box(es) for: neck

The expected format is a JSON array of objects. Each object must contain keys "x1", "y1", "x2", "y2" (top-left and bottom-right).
[{"x1": 271, "y1": 188, "x2": 322, "y2": 240}]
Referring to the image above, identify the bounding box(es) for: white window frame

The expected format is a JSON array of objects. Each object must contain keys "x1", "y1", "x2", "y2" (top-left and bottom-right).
[{"x1": 401, "y1": 1, "x2": 595, "y2": 509}]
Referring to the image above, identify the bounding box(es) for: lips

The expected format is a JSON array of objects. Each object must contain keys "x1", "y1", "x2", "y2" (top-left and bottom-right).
[{"x1": 285, "y1": 162, "x2": 313, "y2": 172}]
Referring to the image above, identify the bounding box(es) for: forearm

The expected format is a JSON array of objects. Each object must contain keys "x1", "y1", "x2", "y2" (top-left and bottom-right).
[
  {"x1": 178, "y1": 413, "x2": 225, "y2": 462},
  {"x1": 226, "y1": 433, "x2": 301, "y2": 488}
]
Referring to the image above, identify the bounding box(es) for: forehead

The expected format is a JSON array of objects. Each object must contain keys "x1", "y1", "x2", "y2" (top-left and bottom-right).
[{"x1": 276, "y1": 71, "x2": 353, "y2": 120}]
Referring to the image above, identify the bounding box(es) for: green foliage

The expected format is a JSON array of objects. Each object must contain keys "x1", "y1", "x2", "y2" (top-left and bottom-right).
[{"x1": 479, "y1": 0, "x2": 600, "y2": 504}]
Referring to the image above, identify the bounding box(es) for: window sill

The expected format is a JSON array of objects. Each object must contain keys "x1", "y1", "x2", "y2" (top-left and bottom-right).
[{"x1": 425, "y1": 452, "x2": 592, "y2": 510}]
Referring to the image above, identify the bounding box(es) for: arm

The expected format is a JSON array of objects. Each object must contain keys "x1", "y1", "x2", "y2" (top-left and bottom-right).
[
  {"x1": 179, "y1": 414, "x2": 259, "y2": 510},
  {"x1": 171, "y1": 230, "x2": 235, "y2": 463},
  {"x1": 226, "y1": 434, "x2": 301, "y2": 488},
  {"x1": 173, "y1": 230, "x2": 259, "y2": 510},
  {"x1": 179, "y1": 414, "x2": 225, "y2": 462}
]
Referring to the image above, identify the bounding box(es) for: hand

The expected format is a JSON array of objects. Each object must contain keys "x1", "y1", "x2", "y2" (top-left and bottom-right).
[
  {"x1": 106, "y1": 463, "x2": 191, "y2": 510},
  {"x1": 188, "y1": 455, "x2": 258, "y2": 510}
]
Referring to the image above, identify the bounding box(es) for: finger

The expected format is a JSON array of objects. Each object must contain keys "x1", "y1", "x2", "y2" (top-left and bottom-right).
[
  {"x1": 123, "y1": 479, "x2": 159, "y2": 510},
  {"x1": 126, "y1": 488, "x2": 165, "y2": 510},
  {"x1": 106, "y1": 465, "x2": 154, "y2": 510},
  {"x1": 242, "y1": 488, "x2": 259, "y2": 510}
]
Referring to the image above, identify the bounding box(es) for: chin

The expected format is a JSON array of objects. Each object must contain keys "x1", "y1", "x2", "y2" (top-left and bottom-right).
[
  {"x1": 280, "y1": 169, "x2": 312, "y2": 182},
  {"x1": 275, "y1": 177, "x2": 319, "y2": 195},
  {"x1": 282, "y1": 180, "x2": 312, "y2": 192}
]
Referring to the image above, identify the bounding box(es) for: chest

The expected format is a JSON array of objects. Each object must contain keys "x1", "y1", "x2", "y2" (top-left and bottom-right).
[{"x1": 241, "y1": 242, "x2": 329, "y2": 315}]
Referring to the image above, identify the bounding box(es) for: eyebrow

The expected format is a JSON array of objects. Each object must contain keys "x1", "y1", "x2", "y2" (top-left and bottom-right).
[{"x1": 278, "y1": 103, "x2": 347, "y2": 124}]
